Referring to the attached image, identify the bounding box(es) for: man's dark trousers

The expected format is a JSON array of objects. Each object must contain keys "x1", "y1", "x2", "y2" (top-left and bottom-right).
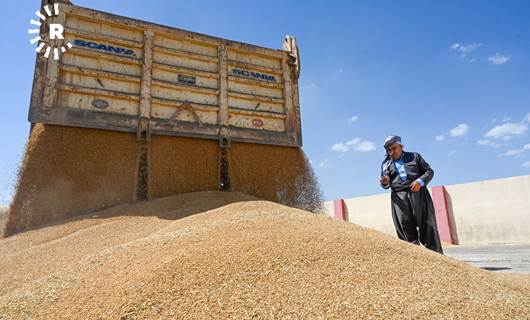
[{"x1": 390, "y1": 189, "x2": 443, "y2": 254}]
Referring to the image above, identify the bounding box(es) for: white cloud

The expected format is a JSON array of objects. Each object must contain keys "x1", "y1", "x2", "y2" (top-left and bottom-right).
[
  {"x1": 355, "y1": 140, "x2": 376, "y2": 152},
  {"x1": 503, "y1": 149, "x2": 525, "y2": 157},
  {"x1": 331, "y1": 137, "x2": 376, "y2": 153},
  {"x1": 331, "y1": 143, "x2": 349, "y2": 153},
  {"x1": 500, "y1": 144, "x2": 530, "y2": 157},
  {"x1": 346, "y1": 138, "x2": 360, "y2": 145},
  {"x1": 347, "y1": 116, "x2": 359, "y2": 124},
  {"x1": 523, "y1": 161, "x2": 530, "y2": 168},
  {"x1": 435, "y1": 135, "x2": 445, "y2": 141},
  {"x1": 318, "y1": 159, "x2": 329, "y2": 168},
  {"x1": 450, "y1": 123, "x2": 470, "y2": 137},
  {"x1": 488, "y1": 53, "x2": 510, "y2": 65},
  {"x1": 477, "y1": 139, "x2": 501, "y2": 148},
  {"x1": 307, "y1": 82, "x2": 317, "y2": 89},
  {"x1": 484, "y1": 114, "x2": 529, "y2": 140},
  {"x1": 450, "y1": 43, "x2": 482, "y2": 57}
]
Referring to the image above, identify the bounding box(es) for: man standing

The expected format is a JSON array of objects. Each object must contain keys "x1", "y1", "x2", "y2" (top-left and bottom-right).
[{"x1": 380, "y1": 135, "x2": 443, "y2": 254}]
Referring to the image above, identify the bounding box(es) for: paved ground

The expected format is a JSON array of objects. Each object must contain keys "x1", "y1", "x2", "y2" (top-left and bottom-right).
[{"x1": 444, "y1": 244, "x2": 530, "y2": 274}]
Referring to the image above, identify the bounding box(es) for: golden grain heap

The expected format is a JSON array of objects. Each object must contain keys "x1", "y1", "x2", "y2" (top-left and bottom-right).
[{"x1": 0, "y1": 191, "x2": 528, "y2": 319}]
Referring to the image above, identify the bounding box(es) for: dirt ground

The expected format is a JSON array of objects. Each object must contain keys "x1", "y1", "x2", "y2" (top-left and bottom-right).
[{"x1": 0, "y1": 191, "x2": 528, "y2": 319}]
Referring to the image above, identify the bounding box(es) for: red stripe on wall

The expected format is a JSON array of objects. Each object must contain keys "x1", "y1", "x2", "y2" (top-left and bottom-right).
[
  {"x1": 333, "y1": 199, "x2": 347, "y2": 221},
  {"x1": 431, "y1": 186, "x2": 456, "y2": 244}
]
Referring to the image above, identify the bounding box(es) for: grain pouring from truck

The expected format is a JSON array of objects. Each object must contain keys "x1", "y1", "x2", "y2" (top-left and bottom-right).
[{"x1": 3, "y1": 1, "x2": 321, "y2": 236}]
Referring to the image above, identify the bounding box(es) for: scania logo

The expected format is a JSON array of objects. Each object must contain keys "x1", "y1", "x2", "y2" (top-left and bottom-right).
[
  {"x1": 73, "y1": 39, "x2": 136, "y2": 57},
  {"x1": 232, "y1": 68, "x2": 277, "y2": 82}
]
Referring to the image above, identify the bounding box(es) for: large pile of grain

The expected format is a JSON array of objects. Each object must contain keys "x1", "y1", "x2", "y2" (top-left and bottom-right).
[{"x1": 0, "y1": 191, "x2": 528, "y2": 319}]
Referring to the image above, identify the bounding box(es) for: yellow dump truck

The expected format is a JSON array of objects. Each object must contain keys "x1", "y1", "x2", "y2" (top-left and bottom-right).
[{"x1": 4, "y1": 0, "x2": 319, "y2": 236}]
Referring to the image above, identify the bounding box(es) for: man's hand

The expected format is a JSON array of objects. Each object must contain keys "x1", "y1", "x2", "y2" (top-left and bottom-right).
[
  {"x1": 410, "y1": 181, "x2": 421, "y2": 192},
  {"x1": 380, "y1": 175, "x2": 390, "y2": 186}
]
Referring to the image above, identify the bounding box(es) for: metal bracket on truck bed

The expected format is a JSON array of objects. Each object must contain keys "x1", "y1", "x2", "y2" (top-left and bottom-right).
[
  {"x1": 283, "y1": 35, "x2": 301, "y2": 80},
  {"x1": 219, "y1": 126, "x2": 231, "y2": 149},
  {"x1": 219, "y1": 126, "x2": 231, "y2": 192},
  {"x1": 137, "y1": 117, "x2": 151, "y2": 141}
]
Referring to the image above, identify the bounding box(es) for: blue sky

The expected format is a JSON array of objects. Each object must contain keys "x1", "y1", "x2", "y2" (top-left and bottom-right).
[{"x1": 1, "y1": 1, "x2": 529, "y2": 203}]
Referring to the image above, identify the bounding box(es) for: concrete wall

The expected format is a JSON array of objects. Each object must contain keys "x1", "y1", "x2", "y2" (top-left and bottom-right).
[
  {"x1": 325, "y1": 175, "x2": 530, "y2": 245},
  {"x1": 445, "y1": 175, "x2": 530, "y2": 244},
  {"x1": 324, "y1": 194, "x2": 395, "y2": 236}
]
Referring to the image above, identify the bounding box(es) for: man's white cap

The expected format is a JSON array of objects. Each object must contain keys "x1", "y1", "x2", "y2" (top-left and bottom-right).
[{"x1": 384, "y1": 135, "x2": 402, "y2": 149}]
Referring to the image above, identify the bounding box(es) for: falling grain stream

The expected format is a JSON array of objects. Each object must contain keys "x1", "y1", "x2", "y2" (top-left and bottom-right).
[{"x1": 3, "y1": 124, "x2": 322, "y2": 236}]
